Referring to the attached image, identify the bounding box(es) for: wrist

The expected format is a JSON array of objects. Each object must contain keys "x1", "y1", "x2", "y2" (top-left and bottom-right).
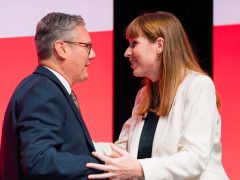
[{"x1": 135, "y1": 160, "x2": 144, "y2": 178}]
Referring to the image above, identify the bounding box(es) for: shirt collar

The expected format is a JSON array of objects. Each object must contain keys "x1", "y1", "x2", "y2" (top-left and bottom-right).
[{"x1": 44, "y1": 66, "x2": 71, "y2": 94}]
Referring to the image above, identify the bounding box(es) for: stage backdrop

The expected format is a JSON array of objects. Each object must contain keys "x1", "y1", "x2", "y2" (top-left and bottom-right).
[
  {"x1": 0, "y1": 0, "x2": 113, "y2": 142},
  {"x1": 214, "y1": 0, "x2": 240, "y2": 179}
]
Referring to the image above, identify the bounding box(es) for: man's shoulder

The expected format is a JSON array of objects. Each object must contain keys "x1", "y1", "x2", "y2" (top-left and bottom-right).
[{"x1": 13, "y1": 72, "x2": 61, "y2": 100}]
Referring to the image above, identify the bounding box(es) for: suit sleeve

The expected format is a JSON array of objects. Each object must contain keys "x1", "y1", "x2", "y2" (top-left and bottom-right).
[
  {"x1": 139, "y1": 76, "x2": 219, "y2": 179},
  {"x1": 17, "y1": 80, "x2": 102, "y2": 179}
]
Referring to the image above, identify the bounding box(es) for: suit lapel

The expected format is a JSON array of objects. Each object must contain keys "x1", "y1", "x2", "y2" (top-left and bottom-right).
[
  {"x1": 33, "y1": 66, "x2": 95, "y2": 150},
  {"x1": 67, "y1": 96, "x2": 95, "y2": 150}
]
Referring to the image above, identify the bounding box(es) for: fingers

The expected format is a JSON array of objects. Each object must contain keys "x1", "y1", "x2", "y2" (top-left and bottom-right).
[
  {"x1": 88, "y1": 172, "x2": 114, "y2": 179},
  {"x1": 110, "y1": 143, "x2": 128, "y2": 156},
  {"x1": 91, "y1": 151, "x2": 112, "y2": 163},
  {"x1": 86, "y1": 162, "x2": 110, "y2": 171},
  {"x1": 109, "y1": 151, "x2": 121, "y2": 158}
]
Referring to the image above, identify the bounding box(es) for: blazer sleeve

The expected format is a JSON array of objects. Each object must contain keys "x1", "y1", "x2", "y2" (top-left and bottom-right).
[
  {"x1": 115, "y1": 87, "x2": 146, "y2": 151},
  {"x1": 139, "y1": 75, "x2": 219, "y2": 180},
  {"x1": 17, "y1": 80, "x2": 102, "y2": 179}
]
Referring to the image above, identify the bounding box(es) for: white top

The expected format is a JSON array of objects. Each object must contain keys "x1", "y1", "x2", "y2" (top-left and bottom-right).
[{"x1": 115, "y1": 71, "x2": 229, "y2": 180}]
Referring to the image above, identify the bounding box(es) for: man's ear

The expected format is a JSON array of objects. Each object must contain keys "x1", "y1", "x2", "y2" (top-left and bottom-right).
[
  {"x1": 54, "y1": 40, "x2": 68, "y2": 59},
  {"x1": 156, "y1": 37, "x2": 164, "y2": 55}
]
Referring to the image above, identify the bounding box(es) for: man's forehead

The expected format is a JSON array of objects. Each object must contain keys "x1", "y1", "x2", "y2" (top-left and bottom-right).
[{"x1": 73, "y1": 25, "x2": 91, "y2": 41}]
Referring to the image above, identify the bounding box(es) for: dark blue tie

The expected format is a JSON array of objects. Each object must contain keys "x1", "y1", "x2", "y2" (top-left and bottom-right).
[{"x1": 137, "y1": 111, "x2": 159, "y2": 159}]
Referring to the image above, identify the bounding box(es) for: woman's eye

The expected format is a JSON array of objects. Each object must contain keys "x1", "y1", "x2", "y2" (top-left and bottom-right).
[{"x1": 130, "y1": 41, "x2": 138, "y2": 48}]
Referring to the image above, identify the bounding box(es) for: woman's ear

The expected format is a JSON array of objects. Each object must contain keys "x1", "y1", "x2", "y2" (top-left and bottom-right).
[
  {"x1": 54, "y1": 40, "x2": 68, "y2": 59},
  {"x1": 156, "y1": 37, "x2": 164, "y2": 55}
]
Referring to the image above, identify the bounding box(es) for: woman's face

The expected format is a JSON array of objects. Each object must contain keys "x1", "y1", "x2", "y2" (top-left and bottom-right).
[{"x1": 124, "y1": 35, "x2": 163, "y2": 82}]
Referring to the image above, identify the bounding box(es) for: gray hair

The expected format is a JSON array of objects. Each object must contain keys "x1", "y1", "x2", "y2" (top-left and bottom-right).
[{"x1": 35, "y1": 12, "x2": 85, "y2": 60}]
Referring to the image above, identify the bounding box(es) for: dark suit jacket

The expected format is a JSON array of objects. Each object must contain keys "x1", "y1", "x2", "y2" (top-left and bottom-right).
[{"x1": 0, "y1": 66, "x2": 102, "y2": 180}]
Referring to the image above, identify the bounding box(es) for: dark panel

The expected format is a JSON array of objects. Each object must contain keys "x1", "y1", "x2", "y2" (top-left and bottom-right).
[{"x1": 114, "y1": 0, "x2": 213, "y2": 140}]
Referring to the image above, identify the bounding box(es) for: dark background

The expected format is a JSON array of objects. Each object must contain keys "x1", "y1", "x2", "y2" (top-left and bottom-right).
[{"x1": 113, "y1": 0, "x2": 213, "y2": 140}]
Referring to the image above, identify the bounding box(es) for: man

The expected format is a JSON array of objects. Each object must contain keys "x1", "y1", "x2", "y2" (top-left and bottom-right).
[{"x1": 0, "y1": 12, "x2": 102, "y2": 179}]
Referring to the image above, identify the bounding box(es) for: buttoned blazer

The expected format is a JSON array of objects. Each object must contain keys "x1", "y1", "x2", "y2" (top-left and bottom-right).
[{"x1": 0, "y1": 66, "x2": 102, "y2": 180}]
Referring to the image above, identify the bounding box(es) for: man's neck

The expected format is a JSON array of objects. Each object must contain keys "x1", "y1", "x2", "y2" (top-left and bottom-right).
[{"x1": 39, "y1": 59, "x2": 72, "y2": 87}]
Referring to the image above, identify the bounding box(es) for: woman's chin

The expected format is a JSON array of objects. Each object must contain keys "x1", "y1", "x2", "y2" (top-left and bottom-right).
[{"x1": 133, "y1": 70, "x2": 143, "y2": 78}]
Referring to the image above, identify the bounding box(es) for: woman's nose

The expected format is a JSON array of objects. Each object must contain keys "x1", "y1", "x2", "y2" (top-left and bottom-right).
[{"x1": 124, "y1": 47, "x2": 131, "y2": 58}]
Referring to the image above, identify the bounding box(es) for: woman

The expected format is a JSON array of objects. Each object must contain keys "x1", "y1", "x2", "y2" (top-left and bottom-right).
[{"x1": 87, "y1": 11, "x2": 229, "y2": 180}]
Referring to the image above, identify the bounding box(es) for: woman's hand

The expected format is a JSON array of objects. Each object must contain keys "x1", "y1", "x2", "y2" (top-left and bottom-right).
[{"x1": 86, "y1": 143, "x2": 144, "y2": 179}]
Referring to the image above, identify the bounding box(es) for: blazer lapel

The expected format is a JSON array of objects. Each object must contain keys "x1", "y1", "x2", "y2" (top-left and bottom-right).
[
  {"x1": 152, "y1": 116, "x2": 168, "y2": 155},
  {"x1": 33, "y1": 66, "x2": 95, "y2": 150}
]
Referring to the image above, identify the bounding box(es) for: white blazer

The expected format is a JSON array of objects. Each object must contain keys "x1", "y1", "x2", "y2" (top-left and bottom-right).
[{"x1": 114, "y1": 71, "x2": 229, "y2": 180}]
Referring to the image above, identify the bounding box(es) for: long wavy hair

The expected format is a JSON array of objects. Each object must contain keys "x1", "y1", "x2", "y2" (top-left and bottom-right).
[{"x1": 126, "y1": 11, "x2": 219, "y2": 116}]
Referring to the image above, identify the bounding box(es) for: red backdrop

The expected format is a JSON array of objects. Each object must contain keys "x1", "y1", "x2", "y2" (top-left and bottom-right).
[
  {"x1": 0, "y1": 0, "x2": 113, "y2": 143},
  {"x1": 213, "y1": 24, "x2": 240, "y2": 180},
  {"x1": 0, "y1": 31, "x2": 113, "y2": 142}
]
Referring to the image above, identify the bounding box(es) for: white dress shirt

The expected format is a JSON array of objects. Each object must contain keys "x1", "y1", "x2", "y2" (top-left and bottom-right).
[{"x1": 44, "y1": 66, "x2": 71, "y2": 94}]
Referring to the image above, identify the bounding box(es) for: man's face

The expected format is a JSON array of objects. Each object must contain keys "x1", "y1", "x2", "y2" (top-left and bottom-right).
[{"x1": 64, "y1": 25, "x2": 96, "y2": 84}]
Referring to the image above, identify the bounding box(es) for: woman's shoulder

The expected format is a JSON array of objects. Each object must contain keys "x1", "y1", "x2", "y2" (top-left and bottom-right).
[
  {"x1": 182, "y1": 70, "x2": 216, "y2": 93},
  {"x1": 184, "y1": 70, "x2": 214, "y2": 87}
]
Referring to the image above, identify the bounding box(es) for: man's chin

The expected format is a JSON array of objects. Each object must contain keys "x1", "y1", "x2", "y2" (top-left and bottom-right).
[
  {"x1": 81, "y1": 74, "x2": 88, "y2": 82},
  {"x1": 75, "y1": 74, "x2": 88, "y2": 83}
]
